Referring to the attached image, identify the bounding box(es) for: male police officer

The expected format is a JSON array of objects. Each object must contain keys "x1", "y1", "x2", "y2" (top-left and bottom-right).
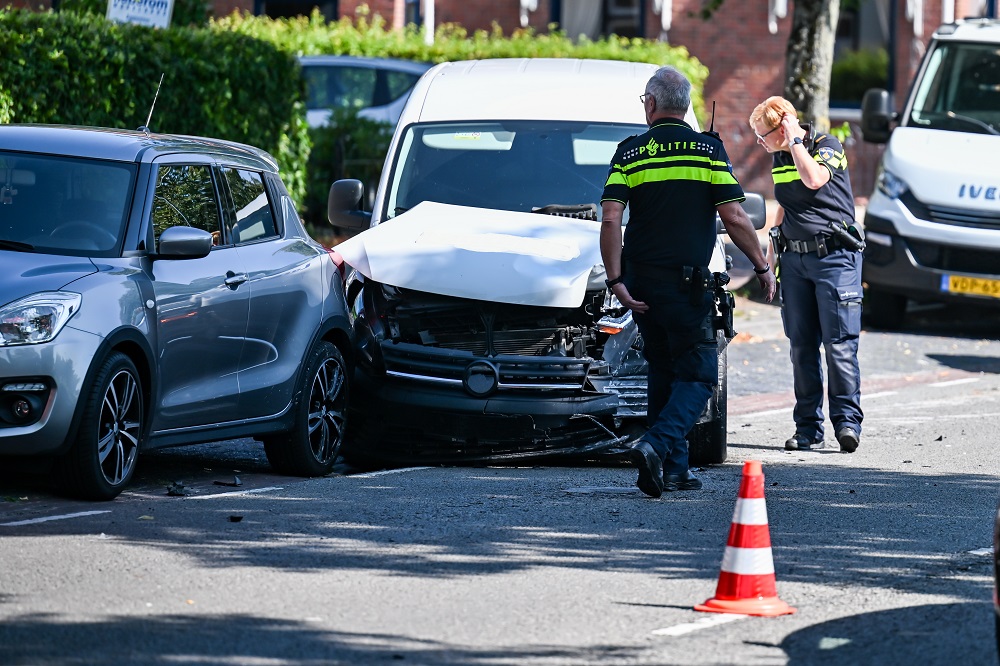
[{"x1": 601, "y1": 66, "x2": 776, "y2": 498}]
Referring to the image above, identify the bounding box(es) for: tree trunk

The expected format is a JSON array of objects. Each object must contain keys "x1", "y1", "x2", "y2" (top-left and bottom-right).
[{"x1": 784, "y1": 0, "x2": 839, "y2": 132}]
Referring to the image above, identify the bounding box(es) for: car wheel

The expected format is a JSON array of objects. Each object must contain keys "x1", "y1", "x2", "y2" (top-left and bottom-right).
[
  {"x1": 688, "y1": 335, "x2": 727, "y2": 465},
  {"x1": 264, "y1": 341, "x2": 349, "y2": 476},
  {"x1": 864, "y1": 288, "x2": 907, "y2": 330},
  {"x1": 57, "y1": 352, "x2": 143, "y2": 501}
]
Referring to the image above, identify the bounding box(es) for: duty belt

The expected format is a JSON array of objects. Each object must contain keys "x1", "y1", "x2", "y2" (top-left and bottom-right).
[{"x1": 783, "y1": 234, "x2": 846, "y2": 254}]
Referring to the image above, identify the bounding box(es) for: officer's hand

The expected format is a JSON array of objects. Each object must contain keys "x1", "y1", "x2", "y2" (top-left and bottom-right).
[
  {"x1": 612, "y1": 284, "x2": 648, "y2": 313},
  {"x1": 756, "y1": 269, "x2": 777, "y2": 303}
]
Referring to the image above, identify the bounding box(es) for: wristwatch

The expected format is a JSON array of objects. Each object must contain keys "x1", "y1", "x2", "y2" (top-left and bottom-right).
[
  {"x1": 792, "y1": 136, "x2": 805, "y2": 146},
  {"x1": 753, "y1": 263, "x2": 770, "y2": 274},
  {"x1": 605, "y1": 276, "x2": 623, "y2": 288}
]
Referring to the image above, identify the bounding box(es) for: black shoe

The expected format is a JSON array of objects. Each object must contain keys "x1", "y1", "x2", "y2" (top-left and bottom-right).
[
  {"x1": 836, "y1": 427, "x2": 860, "y2": 453},
  {"x1": 628, "y1": 441, "x2": 664, "y2": 498},
  {"x1": 663, "y1": 470, "x2": 703, "y2": 492},
  {"x1": 784, "y1": 433, "x2": 822, "y2": 451}
]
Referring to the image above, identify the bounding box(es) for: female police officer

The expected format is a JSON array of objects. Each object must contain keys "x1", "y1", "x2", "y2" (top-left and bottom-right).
[{"x1": 749, "y1": 96, "x2": 863, "y2": 453}]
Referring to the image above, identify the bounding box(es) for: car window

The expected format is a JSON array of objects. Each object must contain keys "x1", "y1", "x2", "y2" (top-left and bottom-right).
[
  {"x1": 382, "y1": 70, "x2": 422, "y2": 104},
  {"x1": 0, "y1": 152, "x2": 134, "y2": 256},
  {"x1": 152, "y1": 164, "x2": 222, "y2": 245},
  {"x1": 223, "y1": 168, "x2": 277, "y2": 243},
  {"x1": 304, "y1": 66, "x2": 377, "y2": 111},
  {"x1": 385, "y1": 121, "x2": 642, "y2": 218}
]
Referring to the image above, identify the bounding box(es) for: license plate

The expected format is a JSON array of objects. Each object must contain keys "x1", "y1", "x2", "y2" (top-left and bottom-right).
[{"x1": 941, "y1": 274, "x2": 1000, "y2": 298}]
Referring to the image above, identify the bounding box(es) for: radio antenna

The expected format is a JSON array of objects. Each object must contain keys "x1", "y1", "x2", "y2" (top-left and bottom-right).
[{"x1": 138, "y1": 73, "x2": 165, "y2": 134}]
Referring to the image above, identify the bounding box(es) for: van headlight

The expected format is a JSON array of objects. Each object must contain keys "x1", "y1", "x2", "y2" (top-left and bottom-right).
[
  {"x1": 875, "y1": 167, "x2": 908, "y2": 200},
  {"x1": 0, "y1": 293, "x2": 82, "y2": 346}
]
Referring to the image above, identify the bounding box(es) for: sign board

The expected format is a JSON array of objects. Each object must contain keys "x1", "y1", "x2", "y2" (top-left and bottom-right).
[{"x1": 106, "y1": 0, "x2": 175, "y2": 29}]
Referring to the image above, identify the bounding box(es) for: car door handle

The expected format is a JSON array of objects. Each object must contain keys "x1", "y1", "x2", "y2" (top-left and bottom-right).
[{"x1": 224, "y1": 271, "x2": 249, "y2": 289}]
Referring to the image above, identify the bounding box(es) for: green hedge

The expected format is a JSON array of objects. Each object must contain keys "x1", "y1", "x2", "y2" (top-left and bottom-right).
[
  {"x1": 831, "y1": 48, "x2": 888, "y2": 105},
  {"x1": 0, "y1": 7, "x2": 708, "y2": 232},
  {"x1": 0, "y1": 9, "x2": 309, "y2": 202}
]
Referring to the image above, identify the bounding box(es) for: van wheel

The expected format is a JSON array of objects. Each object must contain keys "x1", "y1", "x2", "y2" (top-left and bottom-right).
[
  {"x1": 57, "y1": 352, "x2": 143, "y2": 501},
  {"x1": 689, "y1": 336, "x2": 728, "y2": 465},
  {"x1": 264, "y1": 341, "x2": 349, "y2": 476},
  {"x1": 864, "y1": 288, "x2": 907, "y2": 330}
]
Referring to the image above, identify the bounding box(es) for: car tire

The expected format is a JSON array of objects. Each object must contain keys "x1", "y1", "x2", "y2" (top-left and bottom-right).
[
  {"x1": 57, "y1": 352, "x2": 143, "y2": 501},
  {"x1": 688, "y1": 335, "x2": 728, "y2": 466},
  {"x1": 264, "y1": 340, "x2": 349, "y2": 476},
  {"x1": 864, "y1": 288, "x2": 907, "y2": 330}
]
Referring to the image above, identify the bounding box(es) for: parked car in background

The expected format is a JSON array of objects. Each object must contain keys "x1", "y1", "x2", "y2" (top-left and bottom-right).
[
  {"x1": 0, "y1": 125, "x2": 353, "y2": 500},
  {"x1": 299, "y1": 55, "x2": 432, "y2": 128},
  {"x1": 329, "y1": 58, "x2": 765, "y2": 469}
]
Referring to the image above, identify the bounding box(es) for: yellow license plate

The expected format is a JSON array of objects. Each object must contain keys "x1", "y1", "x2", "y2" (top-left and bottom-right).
[{"x1": 942, "y1": 275, "x2": 1000, "y2": 298}]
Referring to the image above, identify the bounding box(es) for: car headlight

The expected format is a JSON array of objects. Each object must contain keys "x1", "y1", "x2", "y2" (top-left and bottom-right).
[
  {"x1": 0, "y1": 292, "x2": 82, "y2": 346},
  {"x1": 875, "y1": 166, "x2": 908, "y2": 200}
]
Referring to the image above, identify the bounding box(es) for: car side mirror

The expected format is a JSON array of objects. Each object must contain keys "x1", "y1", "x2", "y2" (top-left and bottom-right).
[
  {"x1": 328, "y1": 179, "x2": 373, "y2": 233},
  {"x1": 861, "y1": 88, "x2": 896, "y2": 144},
  {"x1": 716, "y1": 192, "x2": 767, "y2": 232},
  {"x1": 152, "y1": 226, "x2": 213, "y2": 259}
]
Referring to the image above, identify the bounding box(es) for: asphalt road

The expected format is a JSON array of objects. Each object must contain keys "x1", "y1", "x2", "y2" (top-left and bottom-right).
[{"x1": 1, "y1": 296, "x2": 999, "y2": 665}]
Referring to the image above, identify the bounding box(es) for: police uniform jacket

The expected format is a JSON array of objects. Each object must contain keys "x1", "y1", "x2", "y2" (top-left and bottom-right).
[
  {"x1": 601, "y1": 118, "x2": 745, "y2": 268},
  {"x1": 772, "y1": 133, "x2": 855, "y2": 241}
]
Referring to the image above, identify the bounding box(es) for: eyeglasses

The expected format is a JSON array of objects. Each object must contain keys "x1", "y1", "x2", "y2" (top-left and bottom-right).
[
  {"x1": 755, "y1": 125, "x2": 779, "y2": 141},
  {"x1": 639, "y1": 93, "x2": 650, "y2": 104}
]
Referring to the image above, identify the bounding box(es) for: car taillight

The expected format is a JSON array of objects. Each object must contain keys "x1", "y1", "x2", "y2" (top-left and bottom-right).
[{"x1": 326, "y1": 248, "x2": 347, "y2": 281}]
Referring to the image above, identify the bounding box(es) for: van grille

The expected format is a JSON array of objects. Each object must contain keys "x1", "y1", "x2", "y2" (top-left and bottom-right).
[{"x1": 901, "y1": 191, "x2": 1000, "y2": 229}]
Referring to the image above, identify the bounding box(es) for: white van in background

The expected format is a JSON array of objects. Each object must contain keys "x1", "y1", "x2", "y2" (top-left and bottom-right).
[{"x1": 860, "y1": 19, "x2": 1000, "y2": 329}]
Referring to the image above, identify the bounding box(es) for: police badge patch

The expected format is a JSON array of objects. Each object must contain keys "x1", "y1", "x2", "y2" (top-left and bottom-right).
[{"x1": 818, "y1": 147, "x2": 835, "y2": 162}]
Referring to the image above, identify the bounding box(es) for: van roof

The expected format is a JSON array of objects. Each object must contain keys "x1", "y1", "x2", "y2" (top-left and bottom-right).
[
  {"x1": 403, "y1": 58, "x2": 660, "y2": 125},
  {"x1": 934, "y1": 18, "x2": 1000, "y2": 42}
]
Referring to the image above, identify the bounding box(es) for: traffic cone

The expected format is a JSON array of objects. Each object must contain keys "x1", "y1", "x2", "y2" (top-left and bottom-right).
[{"x1": 694, "y1": 460, "x2": 796, "y2": 617}]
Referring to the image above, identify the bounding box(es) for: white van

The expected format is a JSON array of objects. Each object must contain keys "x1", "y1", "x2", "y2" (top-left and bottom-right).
[
  {"x1": 861, "y1": 18, "x2": 1000, "y2": 328},
  {"x1": 329, "y1": 58, "x2": 764, "y2": 468}
]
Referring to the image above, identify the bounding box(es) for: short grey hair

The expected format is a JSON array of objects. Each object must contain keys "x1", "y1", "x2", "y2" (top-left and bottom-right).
[{"x1": 645, "y1": 66, "x2": 691, "y2": 115}]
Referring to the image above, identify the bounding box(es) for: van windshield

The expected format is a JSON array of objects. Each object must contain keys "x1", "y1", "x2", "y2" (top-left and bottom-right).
[
  {"x1": 909, "y1": 41, "x2": 1000, "y2": 135},
  {"x1": 384, "y1": 121, "x2": 643, "y2": 220}
]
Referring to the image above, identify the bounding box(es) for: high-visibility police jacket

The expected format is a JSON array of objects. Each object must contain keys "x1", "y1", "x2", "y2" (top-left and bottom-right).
[
  {"x1": 601, "y1": 118, "x2": 745, "y2": 268},
  {"x1": 772, "y1": 133, "x2": 855, "y2": 241}
]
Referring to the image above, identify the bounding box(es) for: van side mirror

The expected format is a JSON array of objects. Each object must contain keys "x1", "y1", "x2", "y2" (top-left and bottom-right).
[
  {"x1": 861, "y1": 88, "x2": 896, "y2": 144},
  {"x1": 328, "y1": 179, "x2": 372, "y2": 233},
  {"x1": 717, "y1": 192, "x2": 766, "y2": 232}
]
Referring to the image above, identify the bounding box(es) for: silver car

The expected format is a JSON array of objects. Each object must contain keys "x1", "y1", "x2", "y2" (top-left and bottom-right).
[{"x1": 0, "y1": 125, "x2": 353, "y2": 500}]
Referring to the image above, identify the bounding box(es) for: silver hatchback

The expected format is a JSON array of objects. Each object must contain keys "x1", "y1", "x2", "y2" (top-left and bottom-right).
[{"x1": 0, "y1": 125, "x2": 353, "y2": 500}]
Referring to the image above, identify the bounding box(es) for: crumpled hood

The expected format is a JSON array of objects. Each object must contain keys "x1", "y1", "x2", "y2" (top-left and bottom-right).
[
  {"x1": 335, "y1": 201, "x2": 602, "y2": 307},
  {"x1": 0, "y1": 252, "x2": 97, "y2": 307}
]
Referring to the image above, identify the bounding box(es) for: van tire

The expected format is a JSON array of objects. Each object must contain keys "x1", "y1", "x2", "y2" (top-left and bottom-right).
[
  {"x1": 864, "y1": 288, "x2": 907, "y2": 330},
  {"x1": 688, "y1": 336, "x2": 727, "y2": 466}
]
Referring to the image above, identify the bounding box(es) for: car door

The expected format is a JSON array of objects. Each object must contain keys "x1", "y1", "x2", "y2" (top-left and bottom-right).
[
  {"x1": 221, "y1": 167, "x2": 325, "y2": 420},
  {"x1": 148, "y1": 160, "x2": 249, "y2": 429}
]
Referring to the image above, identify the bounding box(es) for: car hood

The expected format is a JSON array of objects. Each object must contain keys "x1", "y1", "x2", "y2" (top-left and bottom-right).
[
  {"x1": 0, "y1": 252, "x2": 97, "y2": 306},
  {"x1": 335, "y1": 201, "x2": 602, "y2": 307}
]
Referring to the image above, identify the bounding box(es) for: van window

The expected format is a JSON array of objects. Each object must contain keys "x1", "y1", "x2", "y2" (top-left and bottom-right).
[
  {"x1": 385, "y1": 121, "x2": 642, "y2": 218},
  {"x1": 910, "y1": 42, "x2": 1000, "y2": 134}
]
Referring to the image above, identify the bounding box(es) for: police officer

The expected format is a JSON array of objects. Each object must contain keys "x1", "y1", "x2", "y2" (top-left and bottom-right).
[
  {"x1": 601, "y1": 66, "x2": 776, "y2": 498},
  {"x1": 749, "y1": 96, "x2": 863, "y2": 453}
]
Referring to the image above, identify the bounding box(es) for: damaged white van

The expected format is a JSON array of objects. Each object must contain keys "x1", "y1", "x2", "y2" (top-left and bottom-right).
[{"x1": 330, "y1": 58, "x2": 764, "y2": 467}]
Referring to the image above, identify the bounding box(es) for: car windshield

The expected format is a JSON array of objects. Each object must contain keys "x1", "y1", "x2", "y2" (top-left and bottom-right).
[
  {"x1": 908, "y1": 40, "x2": 1000, "y2": 135},
  {"x1": 384, "y1": 121, "x2": 643, "y2": 220},
  {"x1": 0, "y1": 151, "x2": 136, "y2": 257}
]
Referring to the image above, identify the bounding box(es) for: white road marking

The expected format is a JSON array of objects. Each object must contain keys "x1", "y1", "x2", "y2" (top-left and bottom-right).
[
  {"x1": 652, "y1": 613, "x2": 749, "y2": 636},
  {"x1": 929, "y1": 377, "x2": 981, "y2": 388},
  {"x1": 349, "y1": 467, "x2": 433, "y2": 478},
  {"x1": 862, "y1": 391, "x2": 897, "y2": 400},
  {"x1": 187, "y1": 486, "x2": 284, "y2": 500},
  {"x1": 0, "y1": 510, "x2": 111, "y2": 527}
]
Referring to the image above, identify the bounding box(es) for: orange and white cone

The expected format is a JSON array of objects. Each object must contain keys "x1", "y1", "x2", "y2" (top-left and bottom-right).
[{"x1": 695, "y1": 460, "x2": 796, "y2": 617}]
